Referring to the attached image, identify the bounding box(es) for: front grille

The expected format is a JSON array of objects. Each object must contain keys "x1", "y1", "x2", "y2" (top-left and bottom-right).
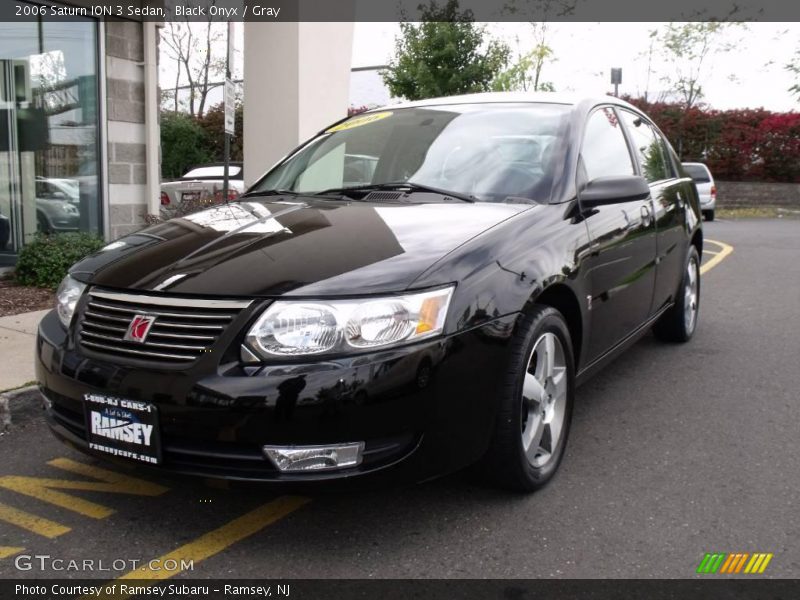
[{"x1": 78, "y1": 289, "x2": 251, "y2": 364}]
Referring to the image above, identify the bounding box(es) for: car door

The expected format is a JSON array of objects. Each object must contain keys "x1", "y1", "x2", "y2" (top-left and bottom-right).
[
  {"x1": 617, "y1": 109, "x2": 687, "y2": 315},
  {"x1": 579, "y1": 107, "x2": 658, "y2": 362}
]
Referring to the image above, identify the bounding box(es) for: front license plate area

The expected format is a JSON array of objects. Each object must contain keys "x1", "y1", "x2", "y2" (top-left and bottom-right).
[{"x1": 83, "y1": 394, "x2": 162, "y2": 464}]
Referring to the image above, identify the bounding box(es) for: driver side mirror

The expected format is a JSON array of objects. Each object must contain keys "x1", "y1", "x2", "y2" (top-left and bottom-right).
[{"x1": 580, "y1": 176, "x2": 650, "y2": 207}]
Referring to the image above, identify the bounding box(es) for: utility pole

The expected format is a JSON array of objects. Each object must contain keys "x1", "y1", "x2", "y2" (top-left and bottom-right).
[{"x1": 222, "y1": 22, "x2": 235, "y2": 203}]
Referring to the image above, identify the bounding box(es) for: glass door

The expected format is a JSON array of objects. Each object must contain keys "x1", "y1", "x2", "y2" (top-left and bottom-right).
[
  {"x1": 0, "y1": 58, "x2": 22, "y2": 258},
  {"x1": 0, "y1": 12, "x2": 101, "y2": 266}
]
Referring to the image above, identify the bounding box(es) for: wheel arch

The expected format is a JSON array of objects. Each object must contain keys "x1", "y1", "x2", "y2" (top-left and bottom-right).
[
  {"x1": 691, "y1": 227, "x2": 703, "y2": 256},
  {"x1": 525, "y1": 283, "x2": 583, "y2": 370}
]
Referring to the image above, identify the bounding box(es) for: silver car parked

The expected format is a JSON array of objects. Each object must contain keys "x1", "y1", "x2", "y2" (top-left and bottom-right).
[{"x1": 682, "y1": 162, "x2": 716, "y2": 221}]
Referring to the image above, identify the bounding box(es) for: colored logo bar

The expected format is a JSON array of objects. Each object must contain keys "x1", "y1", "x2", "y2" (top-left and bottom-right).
[{"x1": 696, "y1": 552, "x2": 773, "y2": 574}]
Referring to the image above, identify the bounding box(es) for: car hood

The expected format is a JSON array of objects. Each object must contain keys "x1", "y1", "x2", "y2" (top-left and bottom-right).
[{"x1": 71, "y1": 199, "x2": 532, "y2": 297}]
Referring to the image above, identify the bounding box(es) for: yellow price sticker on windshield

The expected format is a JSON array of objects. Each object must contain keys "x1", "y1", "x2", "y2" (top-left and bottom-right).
[{"x1": 327, "y1": 111, "x2": 393, "y2": 132}]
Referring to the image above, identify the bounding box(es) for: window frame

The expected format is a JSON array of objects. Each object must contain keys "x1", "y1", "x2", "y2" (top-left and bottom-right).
[
  {"x1": 616, "y1": 108, "x2": 677, "y2": 185},
  {"x1": 577, "y1": 104, "x2": 638, "y2": 187}
]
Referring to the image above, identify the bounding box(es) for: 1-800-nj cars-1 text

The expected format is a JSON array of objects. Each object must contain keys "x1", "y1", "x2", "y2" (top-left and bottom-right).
[{"x1": 37, "y1": 93, "x2": 702, "y2": 491}]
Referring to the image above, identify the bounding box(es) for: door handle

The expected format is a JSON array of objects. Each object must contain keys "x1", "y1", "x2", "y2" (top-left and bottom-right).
[{"x1": 640, "y1": 204, "x2": 652, "y2": 227}]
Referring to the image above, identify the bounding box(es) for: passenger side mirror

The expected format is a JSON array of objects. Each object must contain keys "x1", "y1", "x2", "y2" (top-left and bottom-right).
[{"x1": 580, "y1": 176, "x2": 650, "y2": 206}]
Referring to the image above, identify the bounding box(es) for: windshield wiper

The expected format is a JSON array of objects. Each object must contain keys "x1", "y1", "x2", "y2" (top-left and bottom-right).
[
  {"x1": 240, "y1": 188, "x2": 299, "y2": 198},
  {"x1": 240, "y1": 188, "x2": 342, "y2": 201},
  {"x1": 315, "y1": 182, "x2": 476, "y2": 203}
]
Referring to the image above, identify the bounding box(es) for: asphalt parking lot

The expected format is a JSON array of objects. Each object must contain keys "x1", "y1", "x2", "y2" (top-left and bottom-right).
[{"x1": 0, "y1": 218, "x2": 798, "y2": 581}]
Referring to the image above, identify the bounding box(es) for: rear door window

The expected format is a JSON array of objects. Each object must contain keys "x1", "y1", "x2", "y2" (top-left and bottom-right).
[{"x1": 619, "y1": 110, "x2": 670, "y2": 183}]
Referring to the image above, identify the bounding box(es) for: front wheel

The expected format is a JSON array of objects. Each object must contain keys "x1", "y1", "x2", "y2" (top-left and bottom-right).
[
  {"x1": 653, "y1": 246, "x2": 701, "y2": 343},
  {"x1": 479, "y1": 306, "x2": 575, "y2": 492}
]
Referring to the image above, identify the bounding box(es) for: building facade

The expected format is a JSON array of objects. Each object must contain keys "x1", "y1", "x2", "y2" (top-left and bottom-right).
[
  {"x1": 0, "y1": 6, "x2": 155, "y2": 266},
  {"x1": 0, "y1": 4, "x2": 354, "y2": 267}
]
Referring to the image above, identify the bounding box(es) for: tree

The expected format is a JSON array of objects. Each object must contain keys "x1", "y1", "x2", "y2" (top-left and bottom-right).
[
  {"x1": 160, "y1": 22, "x2": 226, "y2": 117},
  {"x1": 160, "y1": 112, "x2": 213, "y2": 179},
  {"x1": 197, "y1": 103, "x2": 244, "y2": 162},
  {"x1": 654, "y1": 22, "x2": 744, "y2": 110},
  {"x1": 382, "y1": 0, "x2": 510, "y2": 101},
  {"x1": 493, "y1": 26, "x2": 556, "y2": 92},
  {"x1": 787, "y1": 46, "x2": 800, "y2": 101},
  {"x1": 492, "y1": 0, "x2": 580, "y2": 92}
]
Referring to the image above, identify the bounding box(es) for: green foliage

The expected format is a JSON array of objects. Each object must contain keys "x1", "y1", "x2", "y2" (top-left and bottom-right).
[
  {"x1": 196, "y1": 103, "x2": 244, "y2": 162},
  {"x1": 15, "y1": 233, "x2": 105, "y2": 289},
  {"x1": 160, "y1": 111, "x2": 214, "y2": 179},
  {"x1": 492, "y1": 45, "x2": 556, "y2": 92},
  {"x1": 382, "y1": 0, "x2": 510, "y2": 101}
]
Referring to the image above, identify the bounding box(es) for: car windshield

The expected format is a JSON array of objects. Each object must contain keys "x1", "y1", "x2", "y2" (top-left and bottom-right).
[
  {"x1": 251, "y1": 103, "x2": 572, "y2": 203},
  {"x1": 683, "y1": 164, "x2": 711, "y2": 183}
]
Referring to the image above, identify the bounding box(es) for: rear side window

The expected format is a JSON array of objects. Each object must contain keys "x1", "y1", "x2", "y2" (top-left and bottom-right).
[
  {"x1": 581, "y1": 108, "x2": 635, "y2": 182},
  {"x1": 619, "y1": 110, "x2": 670, "y2": 183},
  {"x1": 683, "y1": 164, "x2": 711, "y2": 183}
]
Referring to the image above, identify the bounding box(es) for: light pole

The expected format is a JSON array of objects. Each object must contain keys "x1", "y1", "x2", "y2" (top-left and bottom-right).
[{"x1": 222, "y1": 22, "x2": 235, "y2": 203}]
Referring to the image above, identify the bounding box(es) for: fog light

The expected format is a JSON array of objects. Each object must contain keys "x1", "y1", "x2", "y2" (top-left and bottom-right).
[{"x1": 262, "y1": 442, "x2": 364, "y2": 472}]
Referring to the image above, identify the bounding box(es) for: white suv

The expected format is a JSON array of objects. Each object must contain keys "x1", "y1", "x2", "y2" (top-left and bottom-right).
[{"x1": 682, "y1": 162, "x2": 716, "y2": 221}]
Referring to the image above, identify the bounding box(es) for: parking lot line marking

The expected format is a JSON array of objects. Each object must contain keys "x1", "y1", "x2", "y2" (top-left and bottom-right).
[
  {"x1": 0, "y1": 458, "x2": 168, "y2": 520},
  {"x1": 0, "y1": 502, "x2": 70, "y2": 538},
  {"x1": 113, "y1": 496, "x2": 309, "y2": 587},
  {"x1": 0, "y1": 546, "x2": 25, "y2": 559},
  {"x1": 700, "y1": 239, "x2": 733, "y2": 275}
]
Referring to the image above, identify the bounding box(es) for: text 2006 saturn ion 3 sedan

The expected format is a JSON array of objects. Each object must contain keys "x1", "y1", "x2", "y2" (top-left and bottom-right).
[{"x1": 37, "y1": 93, "x2": 702, "y2": 491}]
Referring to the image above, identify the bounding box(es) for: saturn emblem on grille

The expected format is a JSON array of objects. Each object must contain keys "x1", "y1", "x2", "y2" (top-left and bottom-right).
[{"x1": 124, "y1": 314, "x2": 157, "y2": 343}]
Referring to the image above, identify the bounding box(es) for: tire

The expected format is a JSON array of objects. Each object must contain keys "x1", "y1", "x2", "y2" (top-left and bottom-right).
[
  {"x1": 653, "y1": 245, "x2": 700, "y2": 343},
  {"x1": 479, "y1": 305, "x2": 575, "y2": 492},
  {"x1": 703, "y1": 210, "x2": 715, "y2": 222}
]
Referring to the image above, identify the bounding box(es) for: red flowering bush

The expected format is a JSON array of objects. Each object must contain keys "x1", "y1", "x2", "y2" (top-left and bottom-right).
[{"x1": 623, "y1": 97, "x2": 800, "y2": 182}]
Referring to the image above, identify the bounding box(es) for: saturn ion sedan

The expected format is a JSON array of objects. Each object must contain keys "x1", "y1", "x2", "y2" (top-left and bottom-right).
[{"x1": 37, "y1": 93, "x2": 703, "y2": 491}]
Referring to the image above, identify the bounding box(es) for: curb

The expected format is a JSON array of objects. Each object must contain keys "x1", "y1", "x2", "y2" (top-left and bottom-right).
[{"x1": 0, "y1": 385, "x2": 41, "y2": 431}]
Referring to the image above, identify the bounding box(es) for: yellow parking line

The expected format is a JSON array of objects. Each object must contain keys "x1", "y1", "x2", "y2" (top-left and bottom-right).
[
  {"x1": 93, "y1": 495, "x2": 310, "y2": 598},
  {"x1": 0, "y1": 501, "x2": 71, "y2": 538},
  {"x1": 700, "y1": 239, "x2": 733, "y2": 275},
  {"x1": 0, "y1": 458, "x2": 168, "y2": 520},
  {"x1": 0, "y1": 546, "x2": 25, "y2": 559}
]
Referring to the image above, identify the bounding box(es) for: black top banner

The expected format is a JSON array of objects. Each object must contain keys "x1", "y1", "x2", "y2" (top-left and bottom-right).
[{"x1": 2, "y1": 0, "x2": 800, "y2": 22}]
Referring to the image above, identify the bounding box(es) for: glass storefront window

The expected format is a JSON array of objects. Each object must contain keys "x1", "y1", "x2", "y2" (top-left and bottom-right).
[{"x1": 0, "y1": 7, "x2": 101, "y2": 264}]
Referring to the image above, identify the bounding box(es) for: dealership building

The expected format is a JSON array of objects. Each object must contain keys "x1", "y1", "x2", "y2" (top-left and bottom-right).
[{"x1": 0, "y1": 3, "x2": 354, "y2": 266}]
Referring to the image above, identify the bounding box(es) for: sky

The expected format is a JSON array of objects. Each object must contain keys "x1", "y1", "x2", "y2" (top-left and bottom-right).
[
  {"x1": 350, "y1": 22, "x2": 800, "y2": 111},
  {"x1": 160, "y1": 22, "x2": 800, "y2": 113}
]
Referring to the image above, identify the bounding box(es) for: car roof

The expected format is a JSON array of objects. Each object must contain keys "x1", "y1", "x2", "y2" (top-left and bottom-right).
[{"x1": 377, "y1": 91, "x2": 642, "y2": 113}]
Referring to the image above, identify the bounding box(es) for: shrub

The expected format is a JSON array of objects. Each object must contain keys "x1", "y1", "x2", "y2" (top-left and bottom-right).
[
  {"x1": 15, "y1": 232, "x2": 106, "y2": 289},
  {"x1": 624, "y1": 97, "x2": 800, "y2": 182},
  {"x1": 196, "y1": 103, "x2": 244, "y2": 162},
  {"x1": 160, "y1": 111, "x2": 214, "y2": 179}
]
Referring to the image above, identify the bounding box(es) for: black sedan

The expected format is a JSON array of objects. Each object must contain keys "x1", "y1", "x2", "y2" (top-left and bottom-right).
[{"x1": 36, "y1": 93, "x2": 702, "y2": 491}]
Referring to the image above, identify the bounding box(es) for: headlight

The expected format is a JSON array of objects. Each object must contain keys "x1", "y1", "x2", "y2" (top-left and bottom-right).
[
  {"x1": 55, "y1": 275, "x2": 86, "y2": 328},
  {"x1": 244, "y1": 286, "x2": 454, "y2": 359}
]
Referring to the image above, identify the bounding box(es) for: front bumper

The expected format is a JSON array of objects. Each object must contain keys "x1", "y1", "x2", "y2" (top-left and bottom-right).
[{"x1": 36, "y1": 309, "x2": 517, "y2": 485}]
